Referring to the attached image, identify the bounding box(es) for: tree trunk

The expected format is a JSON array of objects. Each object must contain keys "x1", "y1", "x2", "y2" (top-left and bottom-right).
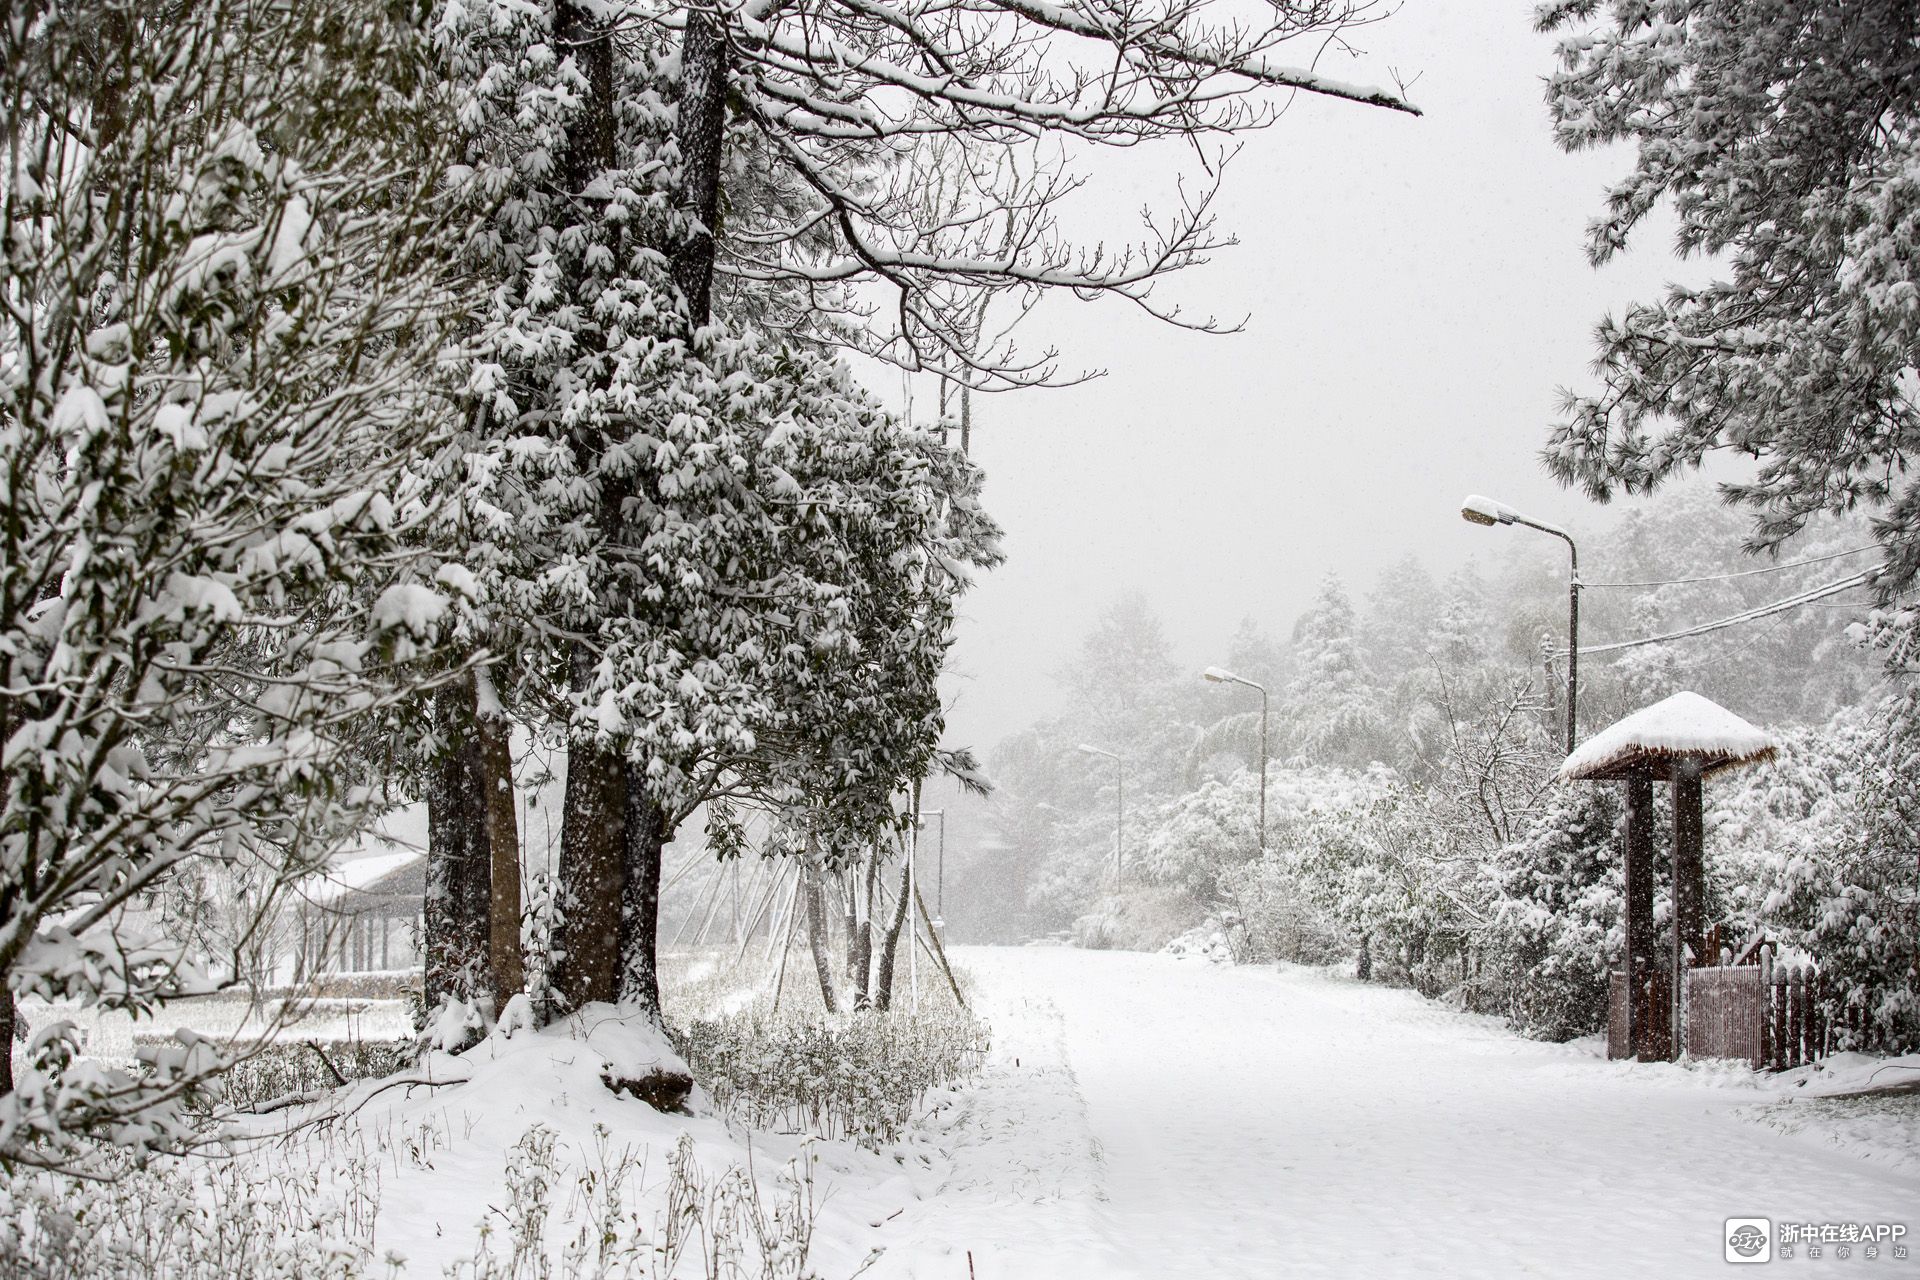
[
  {"x1": 552, "y1": 740, "x2": 627, "y2": 1014},
  {"x1": 616, "y1": 772, "x2": 669, "y2": 1023},
  {"x1": 873, "y1": 858, "x2": 912, "y2": 1011},
  {"x1": 1, "y1": 980, "x2": 15, "y2": 1096},
  {"x1": 547, "y1": 0, "x2": 629, "y2": 1023},
  {"x1": 671, "y1": 9, "x2": 729, "y2": 325},
  {"x1": 804, "y1": 860, "x2": 839, "y2": 1014},
  {"x1": 425, "y1": 679, "x2": 494, "y2": 1023},
  {"x1": 850, "y1": 851, "x2": 877, "y2": 1009},
  {"x1": 841, "y1": 870, "x2": 861, "y2": 979},
  {"x1": 474, "y1": 670, "x2": 523, "y2": 1002}
]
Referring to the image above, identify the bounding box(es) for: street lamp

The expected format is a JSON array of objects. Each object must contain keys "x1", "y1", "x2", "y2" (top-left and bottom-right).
[
  {"x1": 1461, "y1": 493, "x2": 1580, "y2": 755},
  {"x1": 1202, "y1": 666, "x2": 1268, "y2": 851},
  {"x1": 1076, "y1": 744, "x2": 1124, "y2": 889}
]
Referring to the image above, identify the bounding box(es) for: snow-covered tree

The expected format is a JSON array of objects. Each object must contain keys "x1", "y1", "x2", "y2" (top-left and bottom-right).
[
  {"x1": 432, "y1": 1, "x2": 1001, "y2": 1027},
  {"x1": 659, "y1": 0, "x2": 1418, "y2": 387},
  {"x1": 1284, "y1": 574, "x2": 1389, "y2": 768},
  {"x1": 1710, "y1": 715, "x2": 1920, "y2": 1052},
  {"x1": 1537, "y1": 0, "x2": 1920, "y2": 620},
  {"x1": 0, "y1": 0, "x2": 466, "y2": 1159}
]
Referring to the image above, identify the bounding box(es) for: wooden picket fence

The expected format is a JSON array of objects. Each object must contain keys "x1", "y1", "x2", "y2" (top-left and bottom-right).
[{"x1": 1685, "y1": 955, "x2": 1827, "y2": 1070}]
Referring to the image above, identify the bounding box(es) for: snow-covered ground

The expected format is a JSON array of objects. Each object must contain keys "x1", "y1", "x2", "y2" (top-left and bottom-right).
[
  {"x1": 872, "y1": 946, "x2": 1920, "y2": 1278},
  {"x1": 23, "y1": 946, "x2": 1915, "y2": 1277}
]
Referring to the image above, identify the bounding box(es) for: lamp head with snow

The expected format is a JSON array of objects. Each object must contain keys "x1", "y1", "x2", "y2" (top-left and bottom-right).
[
  {"x1": 1460, "y1": 494, "x2": 1513, "y2": 526},
  {"x1": 1202, "y1": 666, "x2": 1236, "y2": 683},
  {"x1": 1077, "y1": 743, "x2": 1119, "y2": 761}
]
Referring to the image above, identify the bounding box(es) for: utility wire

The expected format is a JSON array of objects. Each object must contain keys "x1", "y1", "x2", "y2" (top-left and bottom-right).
[
  {"x1": 1569, "y1": 570, "x2": 1874, "y2": 656},
  {"x1": 1580, "y1": 544, "x2": 1877, "y2": 589}
]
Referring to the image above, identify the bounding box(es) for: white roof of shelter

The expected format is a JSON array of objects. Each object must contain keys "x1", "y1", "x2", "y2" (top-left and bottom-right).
[
  {"x1": 300, "y1": 847, "x2": 422, "y2": 909},
  {"x1": 1559, "y1": 691, "x2": 1779, "y2": 782}
]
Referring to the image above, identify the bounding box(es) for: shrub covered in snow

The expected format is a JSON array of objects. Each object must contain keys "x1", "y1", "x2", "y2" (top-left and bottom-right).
[
  {"x1": 1709, "y1": 712, "x2": 1920, "y2": 1053},
  {"x1": 674, "y1": 1002, "x2": 987, "y2": 1148}
]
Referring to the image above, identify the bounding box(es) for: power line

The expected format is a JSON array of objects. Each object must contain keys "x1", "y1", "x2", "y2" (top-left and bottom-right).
[
  {"x1": 1571, "y1": 570, "x2": 1874, "y2": 656},
  {"x1": 1580, "y1": 544, "x2": 1878, "y2": 589}
]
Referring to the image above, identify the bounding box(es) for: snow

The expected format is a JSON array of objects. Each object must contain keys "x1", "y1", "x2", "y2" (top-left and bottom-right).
[
  {"x1": 237, "y1": 1004, "x2": 914, "y2": 1277},
  {"x1": 871, "y1": 948, "x2": 1918, "y2": 1278},
  {"x1": 370, "y1": 582, "x2": 448, "y2": 636},
  {"x1": 1560, "y1": 690, "x2": 1780, "y2": 780},
  {"x1": 20, "y1": 947, "x2": 1918, "y2": 1275}
]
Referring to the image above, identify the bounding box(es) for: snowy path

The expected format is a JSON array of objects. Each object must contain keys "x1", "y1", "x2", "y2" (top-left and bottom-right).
[{"x1": 874, "y1": 946, "x2": 1920, "y2": 1279}]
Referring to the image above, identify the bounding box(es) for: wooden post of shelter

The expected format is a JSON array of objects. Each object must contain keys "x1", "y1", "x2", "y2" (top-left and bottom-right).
[
  {"x1": 1622, "y1": 772, "x2": 1661, "y2": 1060},
  {"x1": 1671, "y1": 759, "x2": 1706, "y2": 1052},
  {"x1": 1559, "y1": 691, "x2": 1778, "y2": 1063}
]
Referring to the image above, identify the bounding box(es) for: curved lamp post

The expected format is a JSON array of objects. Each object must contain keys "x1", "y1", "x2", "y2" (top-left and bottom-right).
[
  {"x1": 1202, "y1": 666, "x2": 1268, "y2": 851},
  {"x1": 1461, "y1": 494, "x2": 1580, "y2": 755},
  {"x1": 1076, "y1": 744, "x2": 1124, "y2": 889}
]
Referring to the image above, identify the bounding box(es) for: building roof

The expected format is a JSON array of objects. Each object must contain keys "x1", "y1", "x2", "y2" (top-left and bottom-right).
[
  {"x1": 1559, "y1": 691, "x2": 1780, "y2": 783},
  {"x1": 301, "y1": 847, "x2": 425, "y2": 909}
]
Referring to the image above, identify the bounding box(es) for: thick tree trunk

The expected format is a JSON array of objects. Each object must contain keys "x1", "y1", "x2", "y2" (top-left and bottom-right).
[
  {"x1": 671, "y1": 9, "x2": 729, "y2": 324},
  {"x1": 804, "y1": 861, "x2": 839, "y2": 1014},
  {"x1": 425, "y1": 680, "x2": 494, "y2": 1022},
  {"x1": 552, "y1": 740, "x2": 627, "y2": 1014},
  {"x1": 549, "y1": 0, "x2": 628, "y2": 1023},
  {"x1": 475, "y1": 681, "x2": 523, "y2": 1001},
  {"x1": 616, "y1": 772, "x2": 669, "y2": 1022},
  {"x1": 873, "y1": 858, "x2": 912, "y2": 1011}
]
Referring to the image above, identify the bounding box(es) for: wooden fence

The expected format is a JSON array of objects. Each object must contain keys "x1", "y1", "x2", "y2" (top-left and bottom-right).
[{"x1": 1685, "y1": 959, "x2": 1826, "y2": 1070}]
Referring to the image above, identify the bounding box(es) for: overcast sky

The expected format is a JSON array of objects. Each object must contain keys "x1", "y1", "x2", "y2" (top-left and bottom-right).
[{"x1": 925, "y1": 1, "x2": 1720, "y2": 758}]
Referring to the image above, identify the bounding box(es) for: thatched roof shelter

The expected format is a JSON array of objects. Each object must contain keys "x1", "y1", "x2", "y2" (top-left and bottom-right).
[{"x1": 1559, "y1": 691, "x2": 1779, "y2": 783}]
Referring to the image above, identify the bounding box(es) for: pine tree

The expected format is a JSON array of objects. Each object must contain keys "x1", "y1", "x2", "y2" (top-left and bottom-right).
[
  {"x1": 1285, "y1": 575, "x2": 1389, "y2": 768},
  {"x1": 1538, "y1": 1, "x2": 1920, "y2": 590}
]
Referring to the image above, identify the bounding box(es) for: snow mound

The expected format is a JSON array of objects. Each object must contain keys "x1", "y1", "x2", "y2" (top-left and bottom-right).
[
  {"x1": 1559, "y1": 690, "x2": 1778, "y2": 780},
  {"x1": 1162, "y1": 918, "x2": 1237, "y2": 964}
]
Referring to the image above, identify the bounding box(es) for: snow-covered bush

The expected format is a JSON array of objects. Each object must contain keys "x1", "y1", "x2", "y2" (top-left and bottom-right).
[
  {"x1": 1476, "y1": 785, "x2": 1625, "y2": 1041},
  {"x1": 1, "y1": 0, "x2": 466, "y2": 1162},
  {"x1": 1710, "y1": 714, "x2": 1920, "y2": 1052},
  {"x1": 1221, "y1": 854, "x2": 1348, "y2": 967},
  {"x1": 1068, "y1": 886, "x2": 1206, "y2": 953},
  {"x1": 0, "y1": 1144, "x2": 392, "y2": 1279},
  {"x1": 673, "y1": 1003, "x2": 987, "y2": 1148},
  {"x1": 1137, "y1": 765, "x2": 1381, "y2": 908},
  {"x1": 1, "y1": 1120, "x2": 840, "y2": 1280}
]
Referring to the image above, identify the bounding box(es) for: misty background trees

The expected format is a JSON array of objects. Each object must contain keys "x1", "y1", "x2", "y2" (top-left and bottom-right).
[{"x1": 947, "y1": 488, "x2": 1915, "y2": 1050}]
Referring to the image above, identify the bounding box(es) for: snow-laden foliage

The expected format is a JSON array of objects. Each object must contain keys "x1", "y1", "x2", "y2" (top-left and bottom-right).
[
  {"x1": 1538, "y1": 1, "x2": 1920, "y2": 572},
  {"x1": 1538, "y1": 1, "x2": 1920, "y2": 693},
  {"x1": 1478, "y1": 785, "x2": 1625, "y2": 1040},
  {"x1": 1140, "y1": 765, "x2": 1379, "y2": 905},
  {"x1": 1709, "y1": 715, "x2": 1920, "y2": 1052},
  {"x1": 0, "y1": 0, "x2": 466, "y2": 1160},
  {"x1": 0, "y1": 1121, "x2": 837, "y2": 1280},
  {"x1": 1284, "y1": 575, "x2": 1390, "y2": 768},
  {"x1": 674, "y1": 1002, "x2": 986, "y2": 1148},
  {"x1": 440, "y1": 0, "x2": 998, "y2": 815}
]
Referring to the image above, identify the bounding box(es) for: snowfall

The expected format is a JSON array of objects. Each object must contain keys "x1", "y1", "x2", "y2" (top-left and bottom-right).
[{"x1": 64, "y1": 944, "x2": 1909, "y2": 1279}]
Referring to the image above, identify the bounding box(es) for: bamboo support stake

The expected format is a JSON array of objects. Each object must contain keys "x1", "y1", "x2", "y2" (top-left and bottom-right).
[{"x1": 914, "y1": 884, "x2": 967, "y2": 1010}]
